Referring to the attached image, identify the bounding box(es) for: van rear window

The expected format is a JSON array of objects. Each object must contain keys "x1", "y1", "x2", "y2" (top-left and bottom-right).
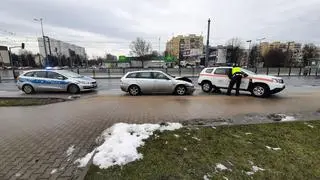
[{"x1": 205, "y1": 69, "x2": 213, "y2": 73}]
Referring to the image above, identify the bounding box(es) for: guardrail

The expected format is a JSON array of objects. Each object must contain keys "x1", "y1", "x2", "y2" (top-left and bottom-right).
[{"x1": 0, "y1": 67, "x2": 319, "y2": 80}]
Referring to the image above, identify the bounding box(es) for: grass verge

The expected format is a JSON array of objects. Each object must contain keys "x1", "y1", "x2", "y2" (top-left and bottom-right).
[
  {"x1": 85, "y1": 121, "x2": 320, "y2": 180},
  {"x1": 0, "y1": 98, "x2": 65, "y2": 106}
]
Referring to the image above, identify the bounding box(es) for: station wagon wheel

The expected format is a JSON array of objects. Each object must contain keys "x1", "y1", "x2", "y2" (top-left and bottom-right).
[
  {"x1": 128, "y1": 85, "x2": 140, "y2": 96},
  {"x1": 22, "y1": 84, "x2": 34, "y2": 94},
  {"x1": 175, "y1": 85, "x2": 187, "y2": 96},
  {"x1": 68, "y1": 84, "x2": 80, "y2": 94},
  {"x1": 201, "y1": 81, "x2": 213, "y2": 93},
  {"x1": 251, "y1": 84, "x2": 270, "y2": 97}
]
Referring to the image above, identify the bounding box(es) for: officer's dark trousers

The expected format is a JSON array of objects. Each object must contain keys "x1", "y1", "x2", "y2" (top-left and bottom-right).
[{"x1": 227, "y1": 75, "x2": 242, "y2": 95}]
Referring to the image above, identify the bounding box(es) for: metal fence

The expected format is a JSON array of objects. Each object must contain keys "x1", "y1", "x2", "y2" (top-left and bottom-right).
[{"x1": 0, "y1": 67, "x2": 319, "y2": 81}]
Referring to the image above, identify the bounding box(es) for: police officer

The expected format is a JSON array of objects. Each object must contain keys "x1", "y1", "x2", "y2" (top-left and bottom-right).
[{"x1": 227, "y1": 65, "x2": 243, "y2": 96}]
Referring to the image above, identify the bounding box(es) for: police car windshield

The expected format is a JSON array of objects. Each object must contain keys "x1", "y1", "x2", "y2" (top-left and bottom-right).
[
  {"x1": 59, "y1": 70, "x2": 83, "y2": 78},
  {"x1": 241, "y1": 69, "x2": 256, "y2": 75}
]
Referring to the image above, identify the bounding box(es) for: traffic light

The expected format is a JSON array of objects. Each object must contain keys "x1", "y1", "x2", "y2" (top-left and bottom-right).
[{"x1": 21, "y1": 43, "x2": 25, "y2": 49}]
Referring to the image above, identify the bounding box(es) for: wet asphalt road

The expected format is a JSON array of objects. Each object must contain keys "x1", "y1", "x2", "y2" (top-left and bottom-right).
[
  {"x1": 0, "y1": 77, "x2": 320, "y2": 179},
  {"x1": 0, "y1": 76, "x2": 320, "y2": 94}
]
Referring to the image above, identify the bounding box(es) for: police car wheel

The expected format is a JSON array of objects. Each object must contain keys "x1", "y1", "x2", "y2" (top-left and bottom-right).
[
  {"x1": 201, "y1": 82, "x2": 212, "y2": 93},
  {"x1": 252, "y1": 84, "x2": 270, "y2": 97},
  {"x1": 68, "y1": 84, "x2": 80, "y2": 94},
  {"x1": 23, "y1": 85, "x2": 34, "y2": 94}
]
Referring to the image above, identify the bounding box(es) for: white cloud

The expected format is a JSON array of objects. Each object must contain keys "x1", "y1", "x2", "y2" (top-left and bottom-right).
[{"x1": 0, "y1": 0, "x2": 319, "y2": 57}]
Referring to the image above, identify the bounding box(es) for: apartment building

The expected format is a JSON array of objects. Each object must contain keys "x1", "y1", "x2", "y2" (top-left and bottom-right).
[{"x1": 166, "y1": 34, "x2": 204, "y2": 65}]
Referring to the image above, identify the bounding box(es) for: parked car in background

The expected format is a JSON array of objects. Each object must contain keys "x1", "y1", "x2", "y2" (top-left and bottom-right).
[
  {"x1": 17, "y1": 69, "x2": 97, "y2": 94},
  {"x1": 198, "y1": 67, "x2": 285, "y2": 97},
  {"x1": 120, "y1": 70, "x2": 195, "y2": 96}
]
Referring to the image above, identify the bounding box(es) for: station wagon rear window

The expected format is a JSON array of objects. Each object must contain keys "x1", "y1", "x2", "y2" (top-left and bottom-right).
[
  {"x1": 126, "y1": 73, "x2": 137, "y2": 78},
  {"x1": 136, "y1": 72, "x2": 152, "y2": 79}
]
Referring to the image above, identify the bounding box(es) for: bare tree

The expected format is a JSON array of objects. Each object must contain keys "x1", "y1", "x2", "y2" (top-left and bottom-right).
[
  {"x1": 263, "y1": 48, "x2": 286, "y2": 67},
  {"x1": 302, "y1": 43, "x2": 318, "y2": 66},
  {"x1": 249, "y1": 45, "x2": 259, "y2": 67},
  {"x1": 129, "y1": 37, "x2": 152, "y2": 67},
  {"x1": 226, "y1": 37, "x2": 244, "y2": 48},
  {"x1": 226, "y1": 37, "x2": 245, "y2": 64},
  {"x1": 130, "y1": 37, "x2": 152, "y2": 57}
]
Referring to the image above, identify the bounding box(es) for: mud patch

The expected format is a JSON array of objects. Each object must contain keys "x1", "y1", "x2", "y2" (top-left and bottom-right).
[
  {"x1": 0, "y1": 97, "x2": 66, "y2": 106},
  {"x1": 181, "y1": 118, "x2": 230, "y2": 126}
]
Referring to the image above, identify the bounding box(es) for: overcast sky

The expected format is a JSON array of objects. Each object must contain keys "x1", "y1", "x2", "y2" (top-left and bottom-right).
[{"x1": 1, "y1": 0, "x2": 319, "y2": 58}]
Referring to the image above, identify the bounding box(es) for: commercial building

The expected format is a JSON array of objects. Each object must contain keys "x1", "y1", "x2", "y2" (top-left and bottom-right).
[
  {"x1": 166, "y1": 34, "x2": 204, "y2": 65},
  {"x1": 0, "y1": 46, "x2": 10, "y2": 66},
  {"x1": 37, "y1": 37, "x2": 86, "y2": 59}
]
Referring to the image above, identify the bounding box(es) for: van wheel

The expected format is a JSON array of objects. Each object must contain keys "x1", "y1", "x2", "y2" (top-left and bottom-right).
[
  {"x1": 22, "y1": 84, "x2": 34, "y2": 94},
  {"x1": 68, "y1": 84, "x2": 80, "y2": 94},
  {"x1": 251, "y1": 84, "x2": 270, "y2": 97},
  {"x1": 128, "y1": 85, "x2": 141, "y2": 96},
  {"x1": 201, "y1": 81, "x2": 212, "y2": 93}
]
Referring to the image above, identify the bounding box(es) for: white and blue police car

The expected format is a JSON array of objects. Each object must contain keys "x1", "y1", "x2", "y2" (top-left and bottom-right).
[{"x1": 17, "y1": 69, "x2": 97, "y2": 94}]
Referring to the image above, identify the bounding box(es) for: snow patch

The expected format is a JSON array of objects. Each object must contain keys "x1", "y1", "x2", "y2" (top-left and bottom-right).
[
  {"x1": 246, "y1": 165, "x2": 265, "y2": 176},
  {"x1": 50, "y1": 169, "x2": 57, "y2": 174},
  {"x1": 282, "y1": 116, "x2": 296, "y2": 121},
  {"x1": 15, "y1": 173, "x2": 21, "y2": 177},
  {"x1": 215, "y1": 163, "x2": 228, "y2": 171},
  {"x1": 212, "y1": 126, "x2": 216, "y2": 129},
  {"x1": 266, "y1": 146, "x2": 281, "y2": 151},
  {"x1": 75, "y1": 149, "x2": 95, "y2": 167},
  {"x1": 245, "y1": 132, "x2": 252, "y2": 135},
  {"x1": 76, "y1": 123, "x2": 182, "y2": 169},
  {"x1": 304, "y1": 123, "x2": 314, "y2": 128},
  {"x1": 174, "y1": 134, "x2": 180, "y2": 138},
  {"x1": 223, "y1": 177, "x2": 229, "y2": 180},
  {"x1": 66, "y1": 145, "x2": 75, "y2": 156},
  {"x1": 203, "y1": 175, "x2": 210, "y2": 180},
  {"x1": 183, "y1": 147, "x2": 188, "y2": 151},
  {"x1": 192, "y1": 137, "x2": 201, "y2": 141}
]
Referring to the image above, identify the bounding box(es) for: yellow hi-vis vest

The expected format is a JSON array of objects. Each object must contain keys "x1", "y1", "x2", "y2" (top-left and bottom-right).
[{"x1": 232, "y1": 67, "x2": 241, "y2": 75}]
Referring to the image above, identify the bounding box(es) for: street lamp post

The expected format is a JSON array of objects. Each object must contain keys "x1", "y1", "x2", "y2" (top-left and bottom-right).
[
  {"x1": 34, "y1": 18, "x2": 47, "y2": 66},
  {"x1": 205, "y1": 18, "x2": 211, "y2": 67}
]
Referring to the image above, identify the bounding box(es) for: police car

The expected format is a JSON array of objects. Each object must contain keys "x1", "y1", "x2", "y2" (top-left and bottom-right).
[
  {"x1": 198, "y1": 67, "x2": 285, "y2": 97},
  {"x1": 17, "y1": 69, "x2": 97, "y2": 94}
]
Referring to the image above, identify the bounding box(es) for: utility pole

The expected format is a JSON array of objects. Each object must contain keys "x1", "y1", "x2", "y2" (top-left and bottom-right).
[
  {"x1": 205, "y1": 18, "x2": 211, "y2": 67},
  {"x1": 34, "y1": 18, "x2": 47, "y2": 67}
]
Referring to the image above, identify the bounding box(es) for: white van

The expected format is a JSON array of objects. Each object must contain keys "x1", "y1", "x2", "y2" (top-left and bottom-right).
[{"x1": 197, "y1": 67, "x2": 285, "y2": 97}]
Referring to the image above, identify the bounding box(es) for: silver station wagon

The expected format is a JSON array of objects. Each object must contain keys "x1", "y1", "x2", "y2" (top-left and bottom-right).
[
  {"x1": 120, "y1": 70, "x2": 195, "y2": 96},
  {"x1": 17, "y1": 69, "x2": 97, "y2": 94}
]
